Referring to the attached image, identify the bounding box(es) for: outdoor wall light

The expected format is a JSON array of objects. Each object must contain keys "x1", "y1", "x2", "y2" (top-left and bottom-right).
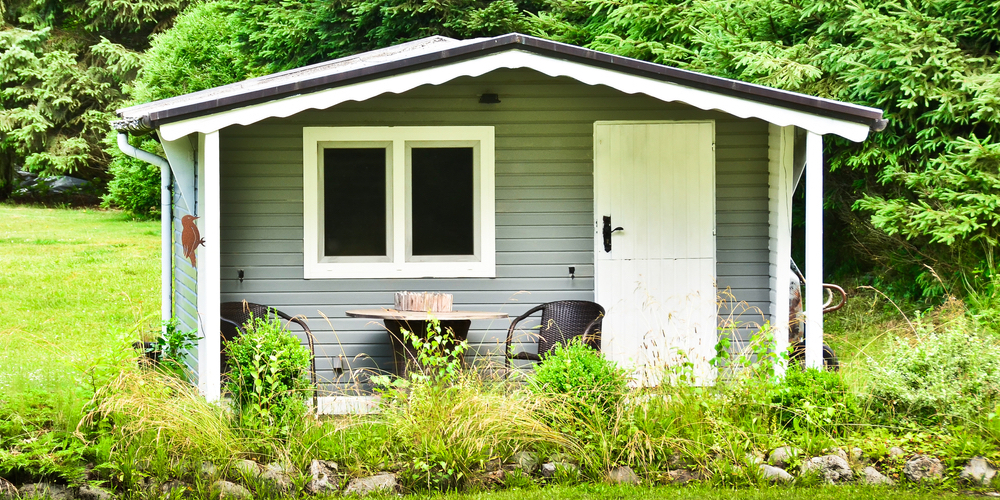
[{"x1": 479, "y1": 93, "x2": 501, "y2": 104}]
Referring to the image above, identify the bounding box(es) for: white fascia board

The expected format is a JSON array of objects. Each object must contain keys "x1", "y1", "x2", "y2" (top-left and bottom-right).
[{"x1": 158, "y1": 50, "x2": 872, "y2": 143}]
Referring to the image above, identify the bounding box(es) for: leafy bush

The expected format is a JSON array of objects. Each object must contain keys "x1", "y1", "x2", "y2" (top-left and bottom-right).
[
  {"x1": 223, "y1": 314, "x2": 312, "y2": 433},
  {"x1": 866, "y1": 317, "x2": 1000, "y2": 425},
  {"x1": 767, "y1": 367, "x2": 860, "y2": 433},
  {"x1": 532, "y1": 340, "x2": 629, "y2": 417}
]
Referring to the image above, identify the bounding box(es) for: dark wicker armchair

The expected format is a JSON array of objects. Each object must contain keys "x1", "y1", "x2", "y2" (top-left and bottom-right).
[
  {"x1": 220, "y1": 301, "x2": 318, "y2": 409},
  {"x1": 505, "y1": 300, "x2": 605, "y2": 368}
]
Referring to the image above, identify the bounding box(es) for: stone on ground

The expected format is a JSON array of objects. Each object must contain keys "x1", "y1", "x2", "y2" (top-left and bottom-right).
[
  {"x1": 200, "y1": 461, "x2": 219, "y2": 479},
  {"x1": 607, "y1": 465, "x2": 640, "y2": 485},
  {"x1": 540, "y1": 462, "x2": 578, "y2": 479},
  {"x1": 211, "y1": 480, "x2": 251, "y2": 500},
  {"x1": 0, "y1": 478, "x2": 17, "y2": 499},
  {"x1": 904, "y1": 454, "x2": 943, "y2": 483},
  {"x1": 860, "y1": 466, "x2": 894, "y2": 485},
  {"x1": 307, "y1": 459, "x2": 340, "y2": 494},
  {"x1": 960, "y1": 456, "x2": 997, "y2": 486},
  {"x1": 767, "y1": 446, "x2": 802, "y2": 469},
  {"x1": 888, "y1": 447, "x2": 905, "y2": 459},
  {"x1": 758, "y1": 464, "x2": 793, "y2": 483},
  {"x1": 160, "y1": 480, "x2": 189, "y2": 497},
  {"x1": 78, "y1": 484, "x2": 113, "y2": 500},
  {"x1": 666, "y1": 469, "x2": 698, "y2": 485},
  {"x1": 231, "y1": 459, "x2": 261, "y2": 479},
  {"x1": 343, "y1": 473, "x2": 397, "y2": 496},
  {"x1": 512, "y1": 452, "x2": 537, "y2": 474},
  {"x1": 802, "y1": 455, "x2": 853, "y2": 484},
  {"x1": 19, "y1": 483, "x2": 73, "y2": 500},
  {"x1": 260, "y1": 462, "x2": 294, "y2": 492}
]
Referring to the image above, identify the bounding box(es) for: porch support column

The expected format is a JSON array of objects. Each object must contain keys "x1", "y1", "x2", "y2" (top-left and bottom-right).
[
  {"x1": 804, "y1": 132, "x2": 824, "y2": 369},
  {"x1": 196, "y1": 131, "x2": 222, "y2": 401}
]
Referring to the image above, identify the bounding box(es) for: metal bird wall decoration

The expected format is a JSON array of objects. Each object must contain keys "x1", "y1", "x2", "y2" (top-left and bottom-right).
[{"x1": 181, "y1": 215, "x2": 205, "y2": 267}]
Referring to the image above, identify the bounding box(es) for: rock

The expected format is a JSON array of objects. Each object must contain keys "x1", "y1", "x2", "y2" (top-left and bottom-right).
[
  {"x1": 830, "y1": 448, "x2": 849, "y2": 461},
  {"x1": 904, "y1": 454, "x2": 943, "y2": 483},
  {"x1": 888, "y1": 447, "x2": 905, "y2": 459},
  {"x1": 512, "y1": 451, "x2": 537, "y2": 474},
  {"x1": 860, "y1": 466, "x2": 894, "y2": 485},
  {"x1": 211, "y1": 480, "x2": 251, "y2": 500},
  {"x1": 745, "y1": 452, "x2": 764, "y2": 465},
  {"x1": 78, "y1": 485, "x2": 113, "y2": 500},
  {"x1": 665, "y1": 469, "x2": 698, "y2": 485},
  {"x1": 851, "y1": 448, "x2": 865, "y2": 463},
  {"x1": 200, "y1": 461, "x2": 219, "y2": 479},
  {"x1": 307, "y1": 459, "x2": 339, "y2": 494},
  {"x1": 19, "y1": 483, "x2": 73, "y2": 500},
  {"x1": 343, "y1": 473, "x2": 397, "y2": 496},
  {"x1": 160, "y1": 480, "x2": 189, "y2": 497},
  {"x1": 758, "y1": 464, "x2": 793, "y2": 483},
  {"x1": 260, "y1": 462, "x2": 294, "y2": 492},
  {"x1": 0, "y1": 478, "x2": 17, "y2": 499},
  {"x1": 540, "y1": 463, "x2": 556, "y2": 478},
  {"x1": 607, "y1": 465, "x2": 640, "y2": 485},
  {"x1": 802, "y1": 455, "x2": 854, "y2": 484},
  {"x1": 231, "y1": 459, "x2": 261, "y2": 479},
  {"x1": 768, "y1": 446, "x2": 802, "y2": 469},
  {"x1": 960, "y1": 456, "x2": 997, "y2": 486}
]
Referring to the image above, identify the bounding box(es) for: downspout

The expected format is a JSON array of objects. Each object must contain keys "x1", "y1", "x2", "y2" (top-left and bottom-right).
[{"x1": 117, "y1": 132, "x2": 173, "y2": 337}]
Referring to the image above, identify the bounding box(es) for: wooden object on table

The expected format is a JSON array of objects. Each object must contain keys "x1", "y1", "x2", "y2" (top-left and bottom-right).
[{"x1": 394, "y1": 291, "x2": 453, "y2": 312}]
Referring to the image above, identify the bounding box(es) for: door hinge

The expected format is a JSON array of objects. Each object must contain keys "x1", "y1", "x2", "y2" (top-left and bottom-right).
[{"x1": 711, "y1": 142, "x2": 716, "y2": 151}]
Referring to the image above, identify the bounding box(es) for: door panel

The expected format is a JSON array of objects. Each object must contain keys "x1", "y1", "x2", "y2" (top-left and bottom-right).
[{"x1": 594, "y1": 121, "x2": 716, "y2": 385}]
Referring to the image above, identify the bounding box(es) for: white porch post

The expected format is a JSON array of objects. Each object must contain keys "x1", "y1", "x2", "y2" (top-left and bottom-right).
[
  {"x1": 196, "y1": 131, "x2": 222, "y2": 400},
  {"x1": 804, "y1": 132, "x2": 824, "y2": 369},
  {"x1": 768, "y1": 125, "x2": 794, "y2": 377}
]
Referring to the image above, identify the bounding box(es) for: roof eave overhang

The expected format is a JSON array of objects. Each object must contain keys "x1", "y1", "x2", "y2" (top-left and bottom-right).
[{"x1": 119, "y1": 34, "x2": 884, "y2": 142}]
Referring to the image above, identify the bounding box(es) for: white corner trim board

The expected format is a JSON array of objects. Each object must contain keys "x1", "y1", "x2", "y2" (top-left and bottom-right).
[
  {"x1": 196, "y1": 131, "x2": 222, "y2": 401},
  {"x1": 159, "y1": 50, "x2": 872, "y2": 143},
  {"x1": 804, "y1": 131, "x2": 824, "y2": 369}
]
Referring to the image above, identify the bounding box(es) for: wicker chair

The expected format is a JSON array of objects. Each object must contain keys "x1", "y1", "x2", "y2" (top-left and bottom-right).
[
  {"x1": 505, "y1": 300, "x2": 605, "y2": 368},
  {"x1": 220, "y1": 301, "x2": 318, "y2": 409}
]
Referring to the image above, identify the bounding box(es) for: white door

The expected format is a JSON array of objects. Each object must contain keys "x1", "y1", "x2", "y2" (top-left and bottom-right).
[{"x1": 594, "y1": 121, "x2": 716, "y2": 385}]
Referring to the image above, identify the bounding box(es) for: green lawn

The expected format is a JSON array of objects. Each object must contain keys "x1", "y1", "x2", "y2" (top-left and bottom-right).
[
  {"x1": 402, "y1": 484, "x2": 968, "y2": 499},
  {"x1": 0, "y1": 205, "x2": 159, "y2": 399}
]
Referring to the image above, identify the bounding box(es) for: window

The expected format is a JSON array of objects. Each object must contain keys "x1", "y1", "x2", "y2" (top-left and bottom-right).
[{"x1": 303, "y1": 127, "x2": 495, "y2": 278}]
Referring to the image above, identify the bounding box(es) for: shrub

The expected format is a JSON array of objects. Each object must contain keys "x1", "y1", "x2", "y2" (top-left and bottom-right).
[
  {"x1": 101, "y1": 134, "x2": 162, "y2": 217},
  {"x1": 866, "y1": 317, "x2": 1000, "y2": 425},
  {"x1": 767, "y1": 367, "x2": 860, "y2": 433},
  {"x1": 223, "y1": 313, "x2": 312, "y2": 434},
  {"x1": 532, "y1": 340, "x2": 629, "y2": 417}
]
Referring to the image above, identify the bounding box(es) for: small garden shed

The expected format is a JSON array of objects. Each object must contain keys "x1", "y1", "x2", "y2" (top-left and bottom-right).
[{"x1": 114, "y1": 34, "x2": 885, "y2": 403}]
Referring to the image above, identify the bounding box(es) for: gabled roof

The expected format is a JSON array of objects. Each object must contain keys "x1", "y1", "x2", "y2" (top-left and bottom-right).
[{"x1": 116, "y1": 33, "x2": 885, "y2": 142}]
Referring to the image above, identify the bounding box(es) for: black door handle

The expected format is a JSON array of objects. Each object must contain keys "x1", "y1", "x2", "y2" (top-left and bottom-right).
[{"x1": 602, "y1": 216, "x2": 624, "y2": 253}]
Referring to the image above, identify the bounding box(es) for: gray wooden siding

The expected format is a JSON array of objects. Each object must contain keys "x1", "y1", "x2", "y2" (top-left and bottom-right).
[
  {"x1": 216, "y1": 68, "x2": 770, "y2": 389},
  {"x1": 172, "y1": 179, "x2": 199, "y2": 373}
]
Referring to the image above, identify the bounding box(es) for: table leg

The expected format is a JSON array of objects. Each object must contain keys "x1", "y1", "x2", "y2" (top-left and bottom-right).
[{"x1": 385, "y1": 319, "x2": 472, "y2": 377}]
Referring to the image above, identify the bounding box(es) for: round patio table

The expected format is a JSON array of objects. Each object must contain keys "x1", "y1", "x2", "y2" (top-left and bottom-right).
[{"x1": 346, "y1": 309, "x2": 508, "y2": 376}]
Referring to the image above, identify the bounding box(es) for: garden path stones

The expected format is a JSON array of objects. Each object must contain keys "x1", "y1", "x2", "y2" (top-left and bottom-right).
[
  {"x1": 0, "y1": 478, "x2": 17, "y2": 499},
  {"x1": 767, "y1": 446, "x2": 802, "y2": 469},
  {"x1": 343, "y1": 472, "x2": 397, "y2": 496},
  {"x1": 78, "y1": 485, "x2": 113, "y2": 500},
  {"x1": 211, "y1": 480, "x2": 251, "y2": 500},
  {"x1": 758, "y1": 464, "x2": 793, "y2": 483},
  {"x1": 307, "y1": 460, "x2": 339, "y2": 495},
  {"x1": 607, "y1": 465, "x2": 640, "y2": 485},
  {"x1": 802, "y1": 455, "x2": 854, "y2": 484},
  {"x1": 19, "y1": 483, "x2": 72, "y2": 500},
  {"x1": 260, "y1": 462, "x2": 295, "y2": 492},
  {"x1": 860, "y1": 466, "x2": 894, "y2": 485},
  {"x1": 960, "y1": 456, "x2": 997, "y2": 486},
  {"x1": 904, "y1": 454, "x2": 944, "y2": 483}
]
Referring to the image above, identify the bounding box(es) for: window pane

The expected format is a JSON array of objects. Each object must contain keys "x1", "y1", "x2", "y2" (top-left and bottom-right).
[
  {"x1": 324, "y1": 148, "x2": 386, "y2": 257},
  {"x1": 411, "y1": 147, "x2": 474, "y2": 256}
]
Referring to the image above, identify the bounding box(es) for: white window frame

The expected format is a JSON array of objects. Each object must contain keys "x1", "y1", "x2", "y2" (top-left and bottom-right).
[{"x1": 303, "y1": 126, "x2": 496, "y2": 279}]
